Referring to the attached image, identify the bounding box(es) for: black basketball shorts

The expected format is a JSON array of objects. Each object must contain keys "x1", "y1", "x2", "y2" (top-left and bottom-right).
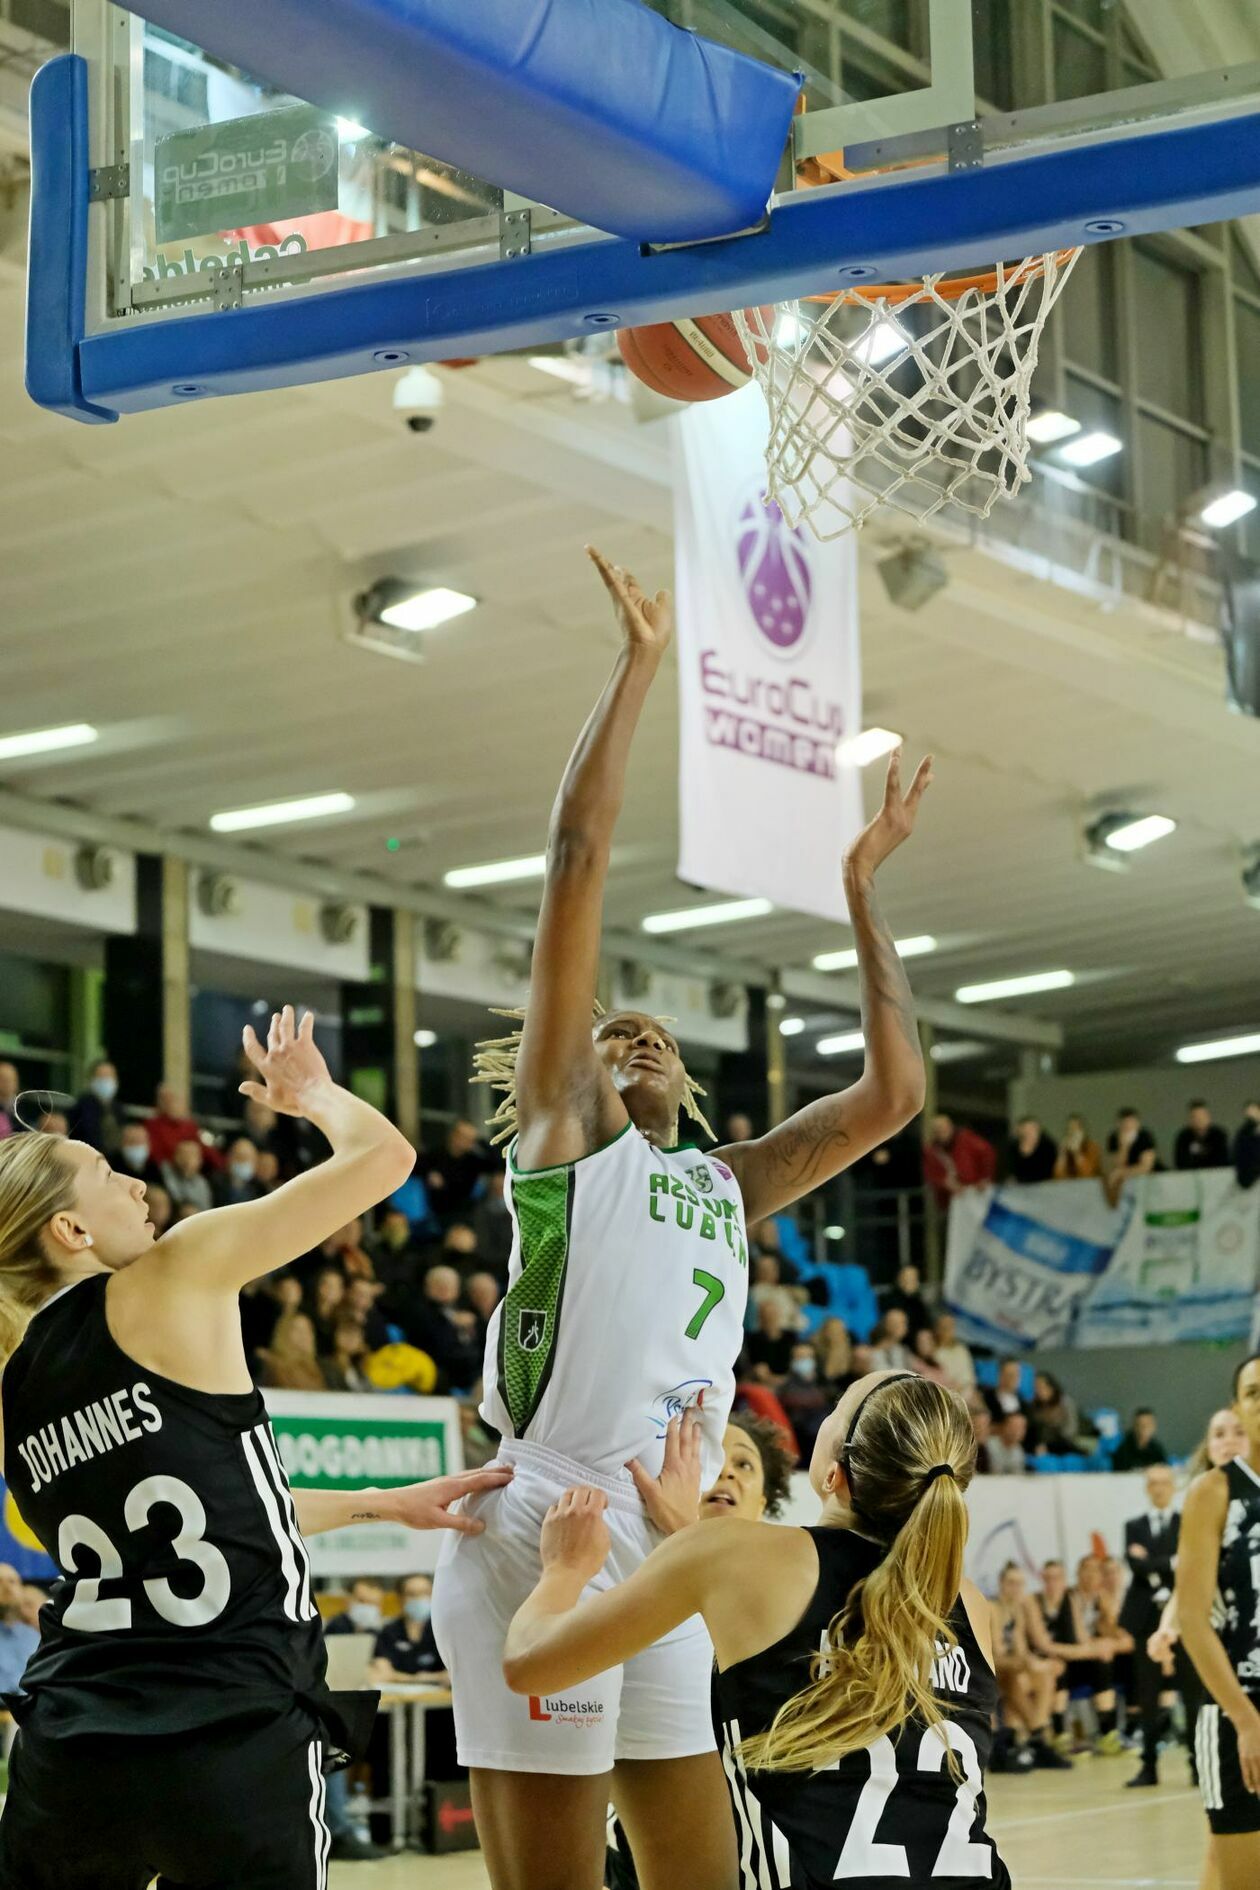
[
  {"x1": 0, "y1": 1704, "x2": 333, "y2": 1890},
  {"x1": 1197, "y1": 1699, "x2": 1260, "y2": 1837}
]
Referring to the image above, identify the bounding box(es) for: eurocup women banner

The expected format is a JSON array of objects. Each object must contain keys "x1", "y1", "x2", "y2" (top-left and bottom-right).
[
  {"x1": 673, "y1": 389, "x2": 863, "y2": 922},
  {"x1": 945, "y1": 1169, "x2": 1260, "y2": 1350}
]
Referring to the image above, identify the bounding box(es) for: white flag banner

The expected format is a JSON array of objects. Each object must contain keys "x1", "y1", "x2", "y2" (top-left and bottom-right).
[{"x1": 673, "y1": 387, "x2": 863, "y2": 922}]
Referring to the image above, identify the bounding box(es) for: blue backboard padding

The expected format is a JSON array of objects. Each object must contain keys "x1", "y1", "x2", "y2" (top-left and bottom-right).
[
  {"x1": 25, "y1": 55, "x2": 117, "y2": 423},
  {"x1": 74, "y1": 108, "x2": 1260, "y2": 416},
  {"x1": 124, "y1": 0, "x2": 800, "y2": 244}
]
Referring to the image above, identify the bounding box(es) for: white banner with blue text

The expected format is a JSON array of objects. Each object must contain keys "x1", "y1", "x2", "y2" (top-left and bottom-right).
[
  {"x1": 945, "y1": 1169, "x2": 1260, "y2": 1350},
  {"x1": 673, "y1": 388, "x2": 863, "y2": 922}
]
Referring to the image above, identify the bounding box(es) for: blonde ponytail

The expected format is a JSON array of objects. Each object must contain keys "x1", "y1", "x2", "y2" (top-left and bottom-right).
[
  {"x1": 0, "y1": 1134, "x2": 78, "y2": 1366},
  {"x1": 741, "y1": 1374, "x2": 975, "y2": 1776}
]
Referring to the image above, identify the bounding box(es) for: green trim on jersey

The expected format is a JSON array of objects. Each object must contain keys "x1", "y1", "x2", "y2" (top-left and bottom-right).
[
  {"x1": 507, "y1": 1119, "x2": 634, "y2": 1179},
  {"x1": 499, "y1": 1165, "x2": 576, "y2": 1434}
]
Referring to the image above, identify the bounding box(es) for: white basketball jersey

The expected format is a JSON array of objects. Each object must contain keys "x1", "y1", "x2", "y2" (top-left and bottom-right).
[{"x1": 480, "y1": 1124, "x2": 750, "y2": 1487}]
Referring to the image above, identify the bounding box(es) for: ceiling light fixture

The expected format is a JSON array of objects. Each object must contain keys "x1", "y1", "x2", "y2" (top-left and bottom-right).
[
  {"x1": 1058, "y1": 430, "x2": 1122, "y2": 468},
  {"x1": 929, "y1": 1040, "x2": 988, "y2": 1063},
  {"x1": 0, "y1": 722, "x2": 98, "y2": 762},
  {"x1": 1027, "y1": 409, "x2": 1082, "y2": 445},
  {"x1": 210, "y1": 792, "x2": 356, "y2": 834},
  {"x1": 1097, "y1": 813, "x2": 1177, "y2": 853},
  {"x1": 813, "y1": 934, "x2": 937, "y2": 973},
  {"x1": 1175, "y1": 1031, "x2": 1260, "y2": 1064},
  {"x1": 778, "y1": 1017, "x2": 806, "y2": 1037},
  {"x1": 1199, "y1": 488, "x2": 1257, "y2": 529},
  {"x1": 816, "y1": 1030, "x2": 866, "y2": 1056},
  {"x1": 356, "y1": 582, "x2": 478, "y2": 634},
  {"x1": 955, "y1": 969, "x2": 1075, "y2": 1004},
  {"x1": 835, "y1": 726, "x2": 902, "y2": 768},
  {"x1": 413, "y1": 1029, "x2": 437, "y2": 1049},
  {"x1": 641, "y1": 898, "x2": 773, "y2": 935},
  {"x1": 443, "y1": 854, "x2": 548, "y2": 890}
]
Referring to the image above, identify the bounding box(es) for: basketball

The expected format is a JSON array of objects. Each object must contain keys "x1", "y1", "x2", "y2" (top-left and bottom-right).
[{"x1": 618, "y1": 307, "x2": 772, "y2": 403}]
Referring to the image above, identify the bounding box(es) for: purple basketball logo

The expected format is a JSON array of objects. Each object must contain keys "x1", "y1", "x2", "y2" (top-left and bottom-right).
[{"x1": 736, "y1": 493, "x2": 814, "y2": 658}]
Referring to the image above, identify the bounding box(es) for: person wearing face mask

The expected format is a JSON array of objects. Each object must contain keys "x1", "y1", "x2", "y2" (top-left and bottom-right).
[
  {"x1": 369, "y1": 1575, "x2": 447, "y2": 1685},
  {"x1": 326, "y1": 1578, "x2": 387, "y2": 1639},
  {"x1": 111, "y1": 1124, "x2": 162, "y2": 1190},
  {"x1": 71, "y1": 1060, "x2": 123, "y2": 1158},
  {"x1": 779, "y1": 1341, "x2": 832, "y2": 1457},
  {"x1": 212, "y1": 1137, "x2": 265, "y2": 1209}
]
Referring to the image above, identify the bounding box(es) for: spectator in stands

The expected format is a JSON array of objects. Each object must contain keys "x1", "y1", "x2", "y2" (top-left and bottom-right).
[
  {"x1": 141, "y1": 1180, "x2": 172, "y2": 1239},
  {"x1": 0, "y1": 1563, "x2": 40, "y2": 1704},
  {"x1": 0, "y1": 1062, "x2": 20, "y2": 1139},
  {"x1": 745, "y1": 1297, "x2": 796, "y2": 1386},
  {"x1": 988, "y1": 1564, "x2": 1068, "y2": 1772},
  {"x1": 369, "y1": 1206, "x2": 422, "y2": 1289},
  {"x1": 1025, "y1": 1559, "x2": 1124, "y2": 1755},
  {"x1": 319, "y1": 1316, "x2": 376, "y2": 1393},
  {"x1": 1104, "y1": 1107, "x2": 1158, "y2": 1206},
  {"x1": 747, "y1": 1217, "x2": 801, "y2": 1286},
  {"x1": 1053, "y1": 1113, "x2": 1103, "y2": 1181},
  {"x1": 749, "y1": 1253, "x2": 803, "y2": 1332},
  {"x1": 212, "y1": 1136, "x2": 265, "y2": 1208},
  {"x1": 258, "y1": 1311, "x2": 326, "y2": 1391},
  {"x1": 255, "y1": 1149, "x2": 281, "y2": 1193},
  {"x1": 72, "y1": 1057, "x2": 123, "y2": 1156},
  {"x1": 778, "y1": 1341, "x2": 831, "y2": 1456},
  {"x1": 923, "y1": 1112, "x2": 997, "y2": 1210},
  {"x1": 306, "y1": 1266, "x2": 346, "y2": 1349},
  {"x1": 113, "y1": 1122, "x2": 162, "y2": 1188},
  {"x1": 344, "y1": 1277, "x2": 389, "y2": 1351},
  {"x1": 933, "y1": 1311, "x2": 976, "y2": 1390},
  {"x1": 814, "y1": 1317, "x2": 854, "y2": 1395},
  {"x1": 986, "y1": 1358, "x2": 1031, "y2": 1424},
  {"x1": 1070, "y1": 1555, "x2": 1128, "y2": 1754},
  {"x1": 326, "y1": 1577, "x2": 386, "y2": 1638},
  {"x1": 464, "y1": 1271, "x2": 502, "y2": 1334},
  {"x1": 1113, "y1": 1406, "x2": 1169, "y2": 1472},
  {"x1": 369, "y1": 1574, "x2": 447, "y2": 1684},
  {"x1": 424, "y1": 1118, "x2": 489, "y2": 1219},
  {"x1": 407, "y1": 1265, "x2": 483, "y2": 1391},
  {"x1": 328, "y1": 1217, "x2": 376, "y2": 1284},
  {"x1": 36, "y1": 1111, "x2": 69, "y2": 1137},
  {"x1": 968, "y1": 1395, "x2": 993, "y2": 1474},
  {"x1": 1174, "y1": 1098, "x2": 1229, "y2": 1171},
  {"x1": 18, "y1": 1585, "x2": 46, "y2": 1632},
  {"x1": 724, "y1": 1112, "x2": 754, "y2": 1143},
  {"x1": 883, "y1": 1261, "x2": 931, "y2": 1336},
  {"x1": 855, "y1": 1125, "x2": 923, "y2": 1190},
  {"x1": 1029, "y1": 1371, "x2": 1080, "y2": 1456},
  {"x1": 1235, "y1": 1100, "x2": 1260, "y2": 1189},
  {"x1": 161, "y1": 1136, "x2": 213, "y2": 1214},
  {"x1": 239, "y1": 1277, "x2": 281, "y2": 1372},
  {"x1": 1008, "y1": 1115, "x2": 1058, "y2": 1185},
  {"x1": 470, "y1": 1168, "x2": 512, "y2": 1279},
  {"x1": 145, "y1": 1081, "x2": 201, "y2": 1169},
  {"x1": 436, "y1": 1222, "x2": 483, "y2": 1285},
  {"x1": 988, "y1": 1410, "x2": 1029, "y2": 1475},
  {"x1": 242, "y1": 1097, "x2": 281, "y2": 1157},
  {"x1": 870, "y1": 1307, "x2": 915, "y2": 1372},
  {"x1": 910, "y1": 1327, "x2": 950, "y2": 1384}
]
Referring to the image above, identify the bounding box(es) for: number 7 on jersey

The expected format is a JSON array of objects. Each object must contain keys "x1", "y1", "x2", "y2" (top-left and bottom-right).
[{"x1": 685, "y1": 1269, "x2": 725, "y2": 1340}]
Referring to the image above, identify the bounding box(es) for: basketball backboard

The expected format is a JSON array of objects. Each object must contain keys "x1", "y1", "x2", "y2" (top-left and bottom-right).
[{"x1": 27, "y1": 0, "x2": 1260, "y2": 423}]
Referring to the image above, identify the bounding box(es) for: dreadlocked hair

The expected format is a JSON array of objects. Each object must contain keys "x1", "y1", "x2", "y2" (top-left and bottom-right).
[
  {"x1": 472, "y1": 1003, "x2": 714, "y2": 1147},
  {"x1": 740, "y1": 1375, "x2": 976, "y2": 1779}
]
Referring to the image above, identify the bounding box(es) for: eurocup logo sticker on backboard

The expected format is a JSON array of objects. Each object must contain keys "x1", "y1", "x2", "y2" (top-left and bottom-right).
[{"x1": 736, "y1": 491, "x2": 815, "y2": 661}]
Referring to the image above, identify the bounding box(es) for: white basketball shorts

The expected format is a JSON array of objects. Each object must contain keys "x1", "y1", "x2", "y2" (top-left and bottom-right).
[{"x1": 431, "y1": 1438, "x2": 716, "y2": 1776}]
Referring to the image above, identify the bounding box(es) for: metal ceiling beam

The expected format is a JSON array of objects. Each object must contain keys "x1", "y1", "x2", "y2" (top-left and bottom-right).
[{"x1": 0, "y1": 785, "x2": 1063, "y2": 1048}]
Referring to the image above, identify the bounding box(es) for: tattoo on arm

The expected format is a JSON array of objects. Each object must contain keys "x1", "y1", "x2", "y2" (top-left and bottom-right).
[
  {"x1": 752, "y1": 1103, "x2": 854, "y2": 1192},
  {"x1": 350, "y1": 1511, "x2": 383, "y2": 1522},
  {"x1": 849, "y1": 874, "x2": 921, "y2": 1060}
]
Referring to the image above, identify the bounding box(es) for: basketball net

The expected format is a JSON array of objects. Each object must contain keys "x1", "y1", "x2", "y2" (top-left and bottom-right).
[{"x1": 733, "y1": 249, "x2": 1081, "y2": 539}]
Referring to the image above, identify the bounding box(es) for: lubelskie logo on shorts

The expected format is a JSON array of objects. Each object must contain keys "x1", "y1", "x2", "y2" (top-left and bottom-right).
[
  {"x1": 517, "y1": 1309, "x2": 546, "y2": 1353},
  {"x1": 529, "y1": 1693, "x2": 605, "y2": 1728}
]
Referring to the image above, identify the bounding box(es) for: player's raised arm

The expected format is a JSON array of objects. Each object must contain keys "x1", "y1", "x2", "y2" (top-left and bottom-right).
[
  {"x1": 512, "y1": 548, "x2": 672, "y2": 1172},
  {"x1": 714, "y1": 750, "x2": 932, "y2": 1223},
  {"x1": 128, "y1": 1005, "x2": 414, "y2": 1296}
]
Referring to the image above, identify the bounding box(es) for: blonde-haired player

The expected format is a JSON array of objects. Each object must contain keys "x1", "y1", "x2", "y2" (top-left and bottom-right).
[{"x1": 431, "y1": 545, "x2": 932, "y2": 1890}]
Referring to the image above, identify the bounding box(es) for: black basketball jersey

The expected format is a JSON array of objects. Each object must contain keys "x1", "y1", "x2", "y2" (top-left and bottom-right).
[
  {"x1": 713, "y1": 1528, "x2": 1010, "y2": 1890},
  {"x1": 1035, "y1": 1590, "x2": 1074, "y2": 1645},
  {"x1": 1217, "y1": 1457, "x2": 1260, "y2": 1689},
  {"x1": 1, "y1": 1276, "x2": 326, "y2": 1738}
]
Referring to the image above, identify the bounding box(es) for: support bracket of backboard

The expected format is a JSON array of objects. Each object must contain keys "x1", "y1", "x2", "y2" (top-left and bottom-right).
[
  {"x1": 87, "y1": 161, "x2": 129, "y2": 202},
  {"x1": 793, "y1": 0, "x2": 975, "y2": 162}
]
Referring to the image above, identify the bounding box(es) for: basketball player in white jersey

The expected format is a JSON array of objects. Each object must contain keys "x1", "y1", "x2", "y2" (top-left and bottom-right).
[{"x1": 431, "y1": 546, "x2": 932, "y2": 1890}]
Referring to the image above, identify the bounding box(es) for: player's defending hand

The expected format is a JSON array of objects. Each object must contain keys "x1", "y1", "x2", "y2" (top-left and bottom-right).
[
  {"x1": 627, "y1": 1408, "x2": 704, "y2": 1536},
  {"x1": 843, "y1": 747, "x2": 933, "y2": 883},
  {"x1": 541, "y1": 1486, "x2": 612, "y2": 1582},
  {"x1": 390, "y1": 1465, "x2": 515, "y2": 1535},
  {"x1": 587, "y1": 546, "x2": 674, "y2": 661},
  {"x1": 239, "y1": 1005, "x2": 332, "y2": 1118}
]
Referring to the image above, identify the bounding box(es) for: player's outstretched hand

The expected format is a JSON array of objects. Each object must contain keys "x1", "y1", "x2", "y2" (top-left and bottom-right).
[
  {"x1": 541, "y1": 1486, "x2": 612, "y2": 1582},
  {"x1": 627, "y1": 1407, "x2": 704, "y2": 1536},
  {"x1": 843, "y1": 747, "x2": 933, "y2": 882},
  {"x1": 239, "y1": 1006, "x2": 332, "y2": 1118},
  {"x1": 587, "y1": 546, "x2": 673, "y2": 660},
  {"x1": 391, "y1": 1466, "x2": 514, "y2": 1535}
]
